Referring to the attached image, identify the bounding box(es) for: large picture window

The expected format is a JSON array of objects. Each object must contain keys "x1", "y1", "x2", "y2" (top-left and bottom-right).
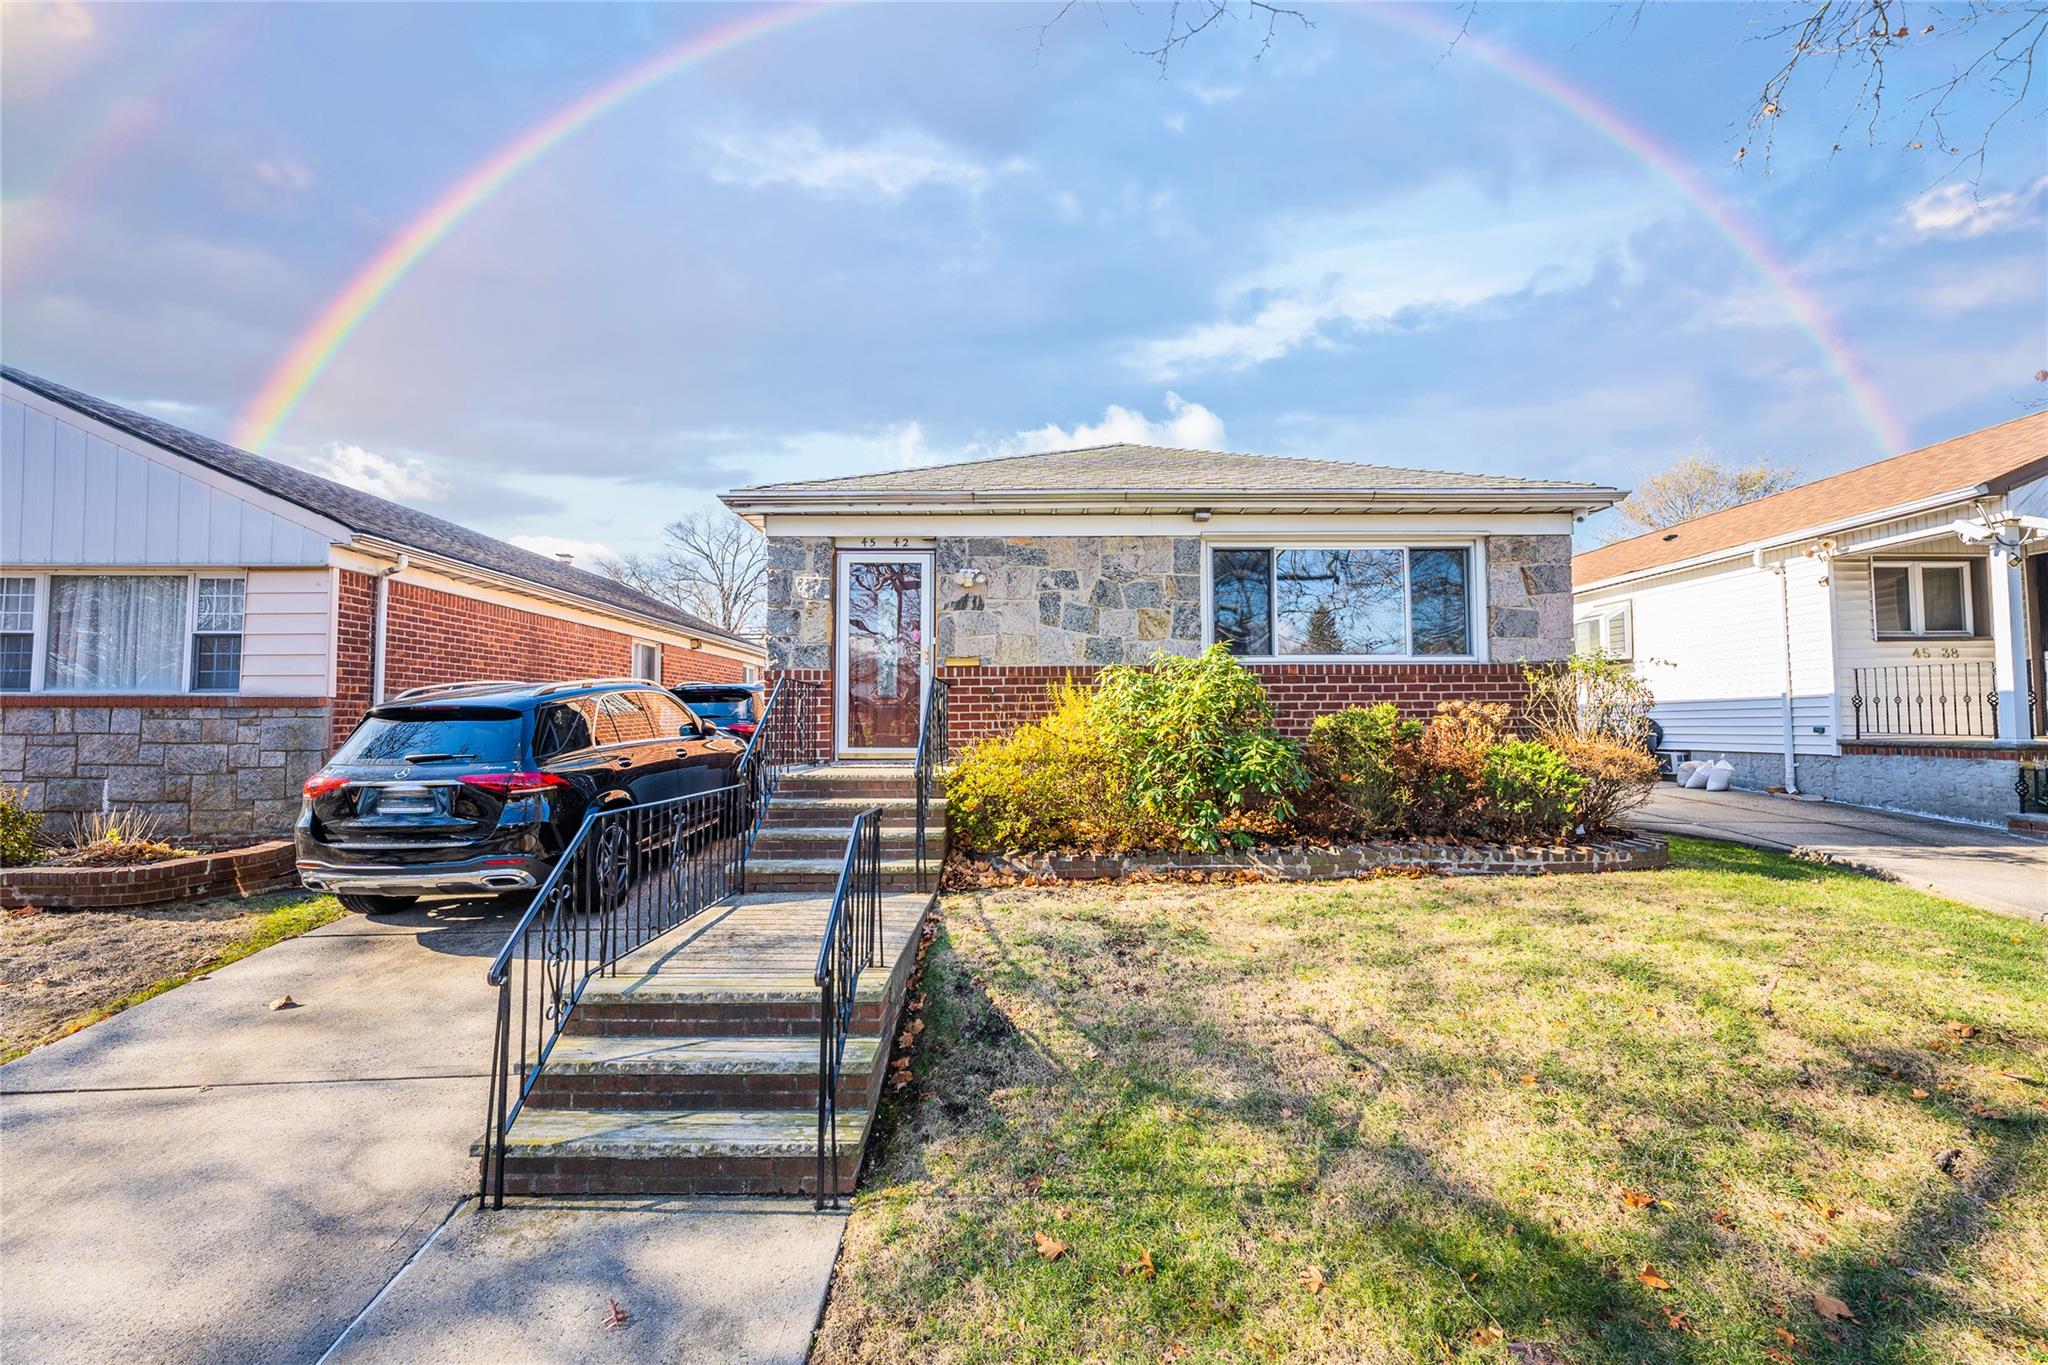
[
  {"x1": 11, "y1": 574, "x2": 247, "y2": 694},
  {"x1": 1208, "y1": 545, "x2": 1473, "y2": 659},
  {"x1": 1872, "y1": 561, "x2": 1971, "y2": 637}
]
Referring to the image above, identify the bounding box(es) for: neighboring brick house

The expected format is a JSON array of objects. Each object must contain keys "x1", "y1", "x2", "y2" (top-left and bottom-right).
[
  {"x1": 722, "y1": 445, "x2": 1619, "y2": 753},
  {"x1": 0, "y1": 368, "x2": 763, "y2": 837}
]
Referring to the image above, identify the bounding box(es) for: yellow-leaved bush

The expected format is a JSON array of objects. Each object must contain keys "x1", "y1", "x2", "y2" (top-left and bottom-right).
[{"x1": 945, "y1": 682, "x2": 1170, "y2": 853}]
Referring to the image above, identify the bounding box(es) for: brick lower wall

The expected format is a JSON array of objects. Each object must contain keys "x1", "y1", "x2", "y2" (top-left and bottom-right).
[
  {"x1": 0, "y1": 839, "x2": 298, "y2": 911},
  {"x1": 332, "y1": 572, "x2": 749, "y2": 748},
  {"x1": 768, "y1": 661, "x2": 1532, "y2": 753}
]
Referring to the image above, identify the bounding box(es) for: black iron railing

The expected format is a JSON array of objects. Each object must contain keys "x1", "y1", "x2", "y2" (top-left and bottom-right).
[
  {"x1": 480, "y1": 781, "x2": 747, "y2": 1208},
  {"x1": 2020, "y1": 763, "x2": 2048, "y2": 815},
  {"x1": 914, "y1": 679, "x2": 949, "y2": 890},
  {"x1": 1850, "y1": 663, "x2": 2000, "y2": 740},
  {"x1": 814, "y1": 806, "x2": 882, "y2": 1209},
  {"x1": 736, "y1": 675, "x2": 817, "y2": 864}
]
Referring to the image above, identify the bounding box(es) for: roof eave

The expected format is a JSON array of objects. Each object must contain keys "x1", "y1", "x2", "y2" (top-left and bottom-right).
[{"x1": 721, "y1": 486, "x2": 1622, "y2": 518}]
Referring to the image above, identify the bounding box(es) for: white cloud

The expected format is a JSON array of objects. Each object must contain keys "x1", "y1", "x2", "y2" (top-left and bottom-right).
[
  {"x1": 254, "y1": 158, "x2": 314, "y2": 193},
  {"x1": 1128, "y1": 181, "x2": 1647, "y2": 379},
  {"x1": 294, "y1": 443, "x2": 452, "y2": 502},
  {"x1": 1004, "y1": 392, "x2": 1226, "y2": 454},
  {"x1": 1049, "y1": 190, "x2": 1083, "y2": 223},
  {"x1": 1904, "y1": 179, "x2": 2046, "y2": 238},
  {"x1": 509, "y1": 534, "x2": 617, "y2": 566},
  {"x1": 704, "y1": 125, "x2": 1018, "y2": 199},
  {"x1": 1185, "y1": 80, "x2": 1242, "y2": 105},
  {"x1": 1163, "y1": 113, "x2": 1188, "y2": 134}
]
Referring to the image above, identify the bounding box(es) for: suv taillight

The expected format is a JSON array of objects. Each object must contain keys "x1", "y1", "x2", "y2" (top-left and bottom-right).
[
  {"x1": 461, "y1": 771, "x2": 571, "y2": 796},
  {"x1": 302, "y1": 775, "x2": 349, "y2": 799}
]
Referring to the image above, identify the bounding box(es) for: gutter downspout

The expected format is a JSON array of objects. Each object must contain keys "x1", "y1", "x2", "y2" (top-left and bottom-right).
[
  {"x1": 1755, "y1": 548, "x2": 1799, "y2": 794},
  {"x1": 370, "y1": 554, "x2": 409, "y2": 706}
]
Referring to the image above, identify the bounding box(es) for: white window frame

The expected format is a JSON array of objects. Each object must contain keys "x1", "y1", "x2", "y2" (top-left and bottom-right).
[
  {"x1": 1871, "y1": 559, "x2": 1973, "y2": 639},
  {"x1": 189, "y1": 575, "x2": 246, "y2": 693},
  {"x1": 1200, "y1": 540, "x2": 1487, "y2": 664},
  {"x1": 631, "y1": 640, "x2": 663, "y2": 684},
  {"x1": 1572, "y1": 601, "x2": 1632, "y2": 660},
  {"x1": 3, "y1": 570, "x2": 248, "y2": 695}
]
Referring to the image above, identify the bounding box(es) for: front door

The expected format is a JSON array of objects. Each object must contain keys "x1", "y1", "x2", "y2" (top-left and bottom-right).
[{"x1": 835, "y1": 551, "x2": 932, "y2": 756}]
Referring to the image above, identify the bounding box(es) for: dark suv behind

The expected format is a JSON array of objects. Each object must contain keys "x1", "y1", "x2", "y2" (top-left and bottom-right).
[
  {"x1": 671, "y1": 681, "x2": 763, "y2": 738},
  {"x1": 297, "y1": 678, "x2": 741, "y2": 915}
]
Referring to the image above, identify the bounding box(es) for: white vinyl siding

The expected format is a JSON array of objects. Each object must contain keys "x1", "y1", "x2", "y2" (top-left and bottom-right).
[
  {"x1": 1, "y1": 392, "x2": 333, "y2": 567},
  {"x1": 1831, "y1": 546, "x2": 1996, "y2": 737},
  {"x1": 238, "y1": 569, "x2": 332, "y2": 697}
]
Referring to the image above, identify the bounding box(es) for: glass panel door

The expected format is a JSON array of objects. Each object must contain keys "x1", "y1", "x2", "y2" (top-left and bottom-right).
[{"x1": 836, "y1": 553, "x2": 930, "y2": 754}]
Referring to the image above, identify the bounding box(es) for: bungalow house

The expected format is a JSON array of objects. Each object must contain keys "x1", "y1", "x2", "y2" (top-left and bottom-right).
[
  {"x1": 0, "y1": 367, "x2": 763, "y2": 838},
  {"x1": 721, "y1": 445, "x2": 1621, "y2": 752},
  {"x1": 1572, "y1": 412, "x2": 2048, "y2": 830}
]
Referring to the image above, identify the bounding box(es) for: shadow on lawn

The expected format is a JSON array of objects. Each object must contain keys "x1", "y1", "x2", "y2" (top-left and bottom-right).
[{"x1": 865, "y1": 889, "x2": 2044, "y2": 1363}]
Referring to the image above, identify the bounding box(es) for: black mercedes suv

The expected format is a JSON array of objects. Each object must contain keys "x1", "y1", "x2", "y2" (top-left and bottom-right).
[{"x1": 296, "y1": 678, "x2": 742, "y2": 915}]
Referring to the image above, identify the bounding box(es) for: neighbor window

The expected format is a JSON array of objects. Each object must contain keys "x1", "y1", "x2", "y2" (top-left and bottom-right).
[
  {"x1": 632, "y1": 641, "x2": 662, "y2": 682},
  {"x1": 25, "y1": 574, "x2": 246, "y2": 694},
  {"x1": 0, "y1": 577, "x2": 33, "y2": 691},
  {"x1": 1574, "y1": 603, "x2": 1632, "y2": 660},
  {"x1": 1208, "y1": 545, "x2": 1473, "y2": 658},
  {"x1": 1872, "y1": 561, "x2": 1971, "y2": 637}
]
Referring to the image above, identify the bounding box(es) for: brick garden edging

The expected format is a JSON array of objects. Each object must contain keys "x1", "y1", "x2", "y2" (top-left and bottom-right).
[
  {"x1": 954, "y1": 833, "x2": 1668, "y2": 883},
  {"x1": 0, "y1": 839, "x2": 299, "y2": 911}
]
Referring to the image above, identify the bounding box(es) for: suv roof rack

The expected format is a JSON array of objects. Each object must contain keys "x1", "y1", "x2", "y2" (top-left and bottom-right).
[
  {"x1": 533, "y1": 676, "x2": 655, "y2": 696},
  {"x1": 387, "y1": 679, "x2": 531, "y2": 702}
]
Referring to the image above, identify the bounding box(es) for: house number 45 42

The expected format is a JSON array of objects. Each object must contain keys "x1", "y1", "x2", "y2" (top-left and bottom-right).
[{"x1": 856, "y1": 537, "x2": 916, "y2": 548}]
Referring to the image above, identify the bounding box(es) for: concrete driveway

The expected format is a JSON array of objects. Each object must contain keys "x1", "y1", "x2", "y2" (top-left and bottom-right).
[
  {"x1": 1634, "y1": 786, "x2": 2048, "y2": 922},
  {"x1": 0, "y1": 901, "x2": 846, "y2": 1364}
]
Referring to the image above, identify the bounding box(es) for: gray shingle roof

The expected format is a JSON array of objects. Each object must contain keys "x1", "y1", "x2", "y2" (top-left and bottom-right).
[
  {"x1": 3, "y1": 366, "x2": 752, "y2": 651},
  {"x1": 728, "y1": 443, "x2": 1612, "y2": 498}
]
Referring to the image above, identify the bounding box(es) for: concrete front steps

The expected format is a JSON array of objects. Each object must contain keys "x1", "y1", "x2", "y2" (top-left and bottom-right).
[
  {"x1": 485, "y1": 889, "x2": 931, "y2": 1199},
  {"x1": 746, "y1": 763, "x2": 944, "y2": 893}
]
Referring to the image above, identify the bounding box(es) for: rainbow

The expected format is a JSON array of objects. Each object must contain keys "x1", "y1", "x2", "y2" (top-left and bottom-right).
[
  {"x1": 235, "y1": 0, "x2": 1907, "y2": 459},
  {"x1": 230, "y1": 1, "x2": 827, "y2": 452},
  {"x1": 1358, "y1": 4, "x2": 1906, "y2": 456}
]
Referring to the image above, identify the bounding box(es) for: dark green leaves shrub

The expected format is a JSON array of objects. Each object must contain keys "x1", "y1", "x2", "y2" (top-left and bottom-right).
[
  {"x1": 0, "y1": 786, "x2": 42, "y2": 868},
  {"x1": 1479, "y1": 740, "x2": 1584, "y2": 841},
  {"x1": 1093, "y1": 645, "x2": 1307, "y2": 851},
  {"x1": 1302, "y1": 704, "x2": 1422, "y2": 837}
]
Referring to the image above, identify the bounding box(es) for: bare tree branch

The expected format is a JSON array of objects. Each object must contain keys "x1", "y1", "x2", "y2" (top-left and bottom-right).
[
  {"x1": 1603, "y1": 448, "x2": 1804, "y2": 542},
  {"x1": 599, "y1": 510, "x2": 766, "y2": 637}
]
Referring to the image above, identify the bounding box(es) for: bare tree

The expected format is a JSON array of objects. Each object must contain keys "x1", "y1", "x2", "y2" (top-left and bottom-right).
[
  {"x1": 1606, "y1": 448, "x2": 1803, "y2": 540},
  {"x1": 600, "y1": 510, "x2": 766, "y2": 637}
]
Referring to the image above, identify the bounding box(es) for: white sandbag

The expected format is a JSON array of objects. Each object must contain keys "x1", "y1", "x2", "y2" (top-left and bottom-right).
[
  {"x1": 1682, "y1": 762, "x2": 1711, "y2": 789},
  {"x1": 1704, "y1": 759, "x2": 1735, "y2": 792},
  {"x1": 1674, "y1": 760, "x2": 1704, "y2": 786}
]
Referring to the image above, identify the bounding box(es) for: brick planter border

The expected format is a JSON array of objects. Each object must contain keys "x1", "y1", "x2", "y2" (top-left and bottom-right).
[
  {"x1": 954, "y1": 833, "x2": 1668, "y2": 884},
  {"x1": 0, "y1": 839, "x2": 299, "y2": 911}
]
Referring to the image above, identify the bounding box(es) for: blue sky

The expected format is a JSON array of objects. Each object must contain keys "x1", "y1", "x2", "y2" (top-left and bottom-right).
[{"x1": 3, "y1": 1, "x2": 2043, "y2": 560}]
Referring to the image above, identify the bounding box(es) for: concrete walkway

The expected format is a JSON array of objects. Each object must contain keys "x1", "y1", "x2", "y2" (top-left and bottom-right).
[
  {"x1": 1634, "y1": 786, "x2": 2048, "y2": 923},
  {"x1": 0, "y1": 900, "x2": 846, "y2": 1364}
]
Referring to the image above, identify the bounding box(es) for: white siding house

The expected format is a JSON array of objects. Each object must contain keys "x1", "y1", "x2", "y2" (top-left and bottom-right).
[{"x1": 1575, "y1": 413, "x2": 2048, "y2": 829}]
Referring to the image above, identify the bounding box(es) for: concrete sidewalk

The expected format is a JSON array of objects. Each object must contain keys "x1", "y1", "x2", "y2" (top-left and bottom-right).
[
  {"x1": 0, "y1": 901, "x2": 846, "y2": 1364},
  {"x1": 1634, "y1": 786, "x2": 2048, "y2": 922}
]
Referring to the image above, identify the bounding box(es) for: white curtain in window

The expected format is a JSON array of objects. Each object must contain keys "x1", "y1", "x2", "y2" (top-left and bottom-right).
[{"x1": 45, "y1": 576, "x2": 186, "y2": 691}]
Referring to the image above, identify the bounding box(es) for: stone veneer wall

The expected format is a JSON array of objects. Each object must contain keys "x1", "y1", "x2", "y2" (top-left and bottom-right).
[
  {"x1": 762, "y1": 530, "x2": 1574, "y2": 746},
  {"x1": 0, "y1": 698, "x2": 331, "y2": 839}
]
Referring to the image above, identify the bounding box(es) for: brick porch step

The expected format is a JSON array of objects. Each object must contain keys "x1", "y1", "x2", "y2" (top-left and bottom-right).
[
  {"x1": 524, "y1": 1033, "x2": 879, "y2": 1110},
  {"x1": 481, "y1": 1106, "x2": 869, "y2": 1197},
  {"x1": 749, "y1": 826, "x2": 939, "y2": 858},
  {"x1": 744, "y1": 857, "x2": 927, "y2": 893},
  {"x1": 773, "y1": 765, "x2": 933, "y2": 801},
  {"x1": 758, "y1": 796, "x2": 938, "y2": 830}
]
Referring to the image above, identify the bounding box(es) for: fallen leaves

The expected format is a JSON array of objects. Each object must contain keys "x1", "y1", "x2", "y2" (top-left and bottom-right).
[
  {"x1": 1032, "y1": 1231, "x2": 1068, "y2": 1261},
  {"x1": 1122, "y1": 1248, "x2": 1155, "y2": 1280},
  {"x1": 1615, "y1": 1187, "x2": 1658, "y2": 1210},
  {"x1": 1299, "y1": 1265, "x2": 1326, "y2": 1294},
  {"x1": 1811, "y1": 1291, "x2": 1855, "y2": 1323},
  {"x1": 602, "y1": 1298, "x2": 631, "y2": 1330},
  {"x1": 1471, "y1": 1325, "x2": 1505, "y2": 1347},
  {"x1": 1637, "y1": 1264, "x2": 1673, "y2": 1291}
]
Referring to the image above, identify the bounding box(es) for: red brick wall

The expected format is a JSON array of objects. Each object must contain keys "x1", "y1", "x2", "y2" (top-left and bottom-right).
[
  {"x1": 768, "y1": 661, "x2": 1531, "y2": 754},
  {"x1": 330, "y1": 571, "x2": 749, "y2": 750}
]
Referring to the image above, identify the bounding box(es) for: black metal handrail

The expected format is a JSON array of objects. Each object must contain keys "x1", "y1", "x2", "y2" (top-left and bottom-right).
[
  {"x1": 735, "y1": 675, "x2": 816, "y2": 864},
  {"x1": 480, "y1": 781, "x2": 747, "y2": 1208},
  {"x1": 1850, "y1": 662, "x2": 1999, "y2": 740},
  {"x1": 813, "y1": 806, "x2": 882, "y2": 1209},
  {"x1": 913, "y1": 679, "x2": 949, "y2": 890}
]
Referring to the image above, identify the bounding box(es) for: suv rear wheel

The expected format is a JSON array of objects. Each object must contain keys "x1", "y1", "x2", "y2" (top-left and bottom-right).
[{"x1": 339, "y1": 893, "x2": 419, "y2": 916}]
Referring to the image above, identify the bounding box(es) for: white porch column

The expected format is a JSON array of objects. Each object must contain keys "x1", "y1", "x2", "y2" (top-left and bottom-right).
[{"x1": 1986, "y1": 546, "x2": 2027, "y2": 743}]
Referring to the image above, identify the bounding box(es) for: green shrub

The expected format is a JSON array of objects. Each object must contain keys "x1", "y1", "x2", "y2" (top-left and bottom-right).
[
  {"x1": 1479, "y1": 740, "x2": 1584, "y2": 842},
  {"x1": 1302, "y1": 704, "x2": 1422, "y2": 837},
  {"x1": 944, "y1": 682, "x2": 1165, "y2": 853},
  {"x1": 1407, "y1": 700, "x2": 1509, "y2": 836},
  {"x1": 1093, "y1": 645, "x2": 1307, "y2": 851},
  {"x1": 0, "y1": 786, "x2": 42, "y2": 867}
]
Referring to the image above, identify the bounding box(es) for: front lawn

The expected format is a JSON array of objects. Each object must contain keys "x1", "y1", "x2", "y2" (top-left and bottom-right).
[
  {"x1": 817, "y1": 839, "x2": 2047, "y2": 1363},
  {"x1": 0, "y1": 890, "x2": 344, "y2": 1063}
]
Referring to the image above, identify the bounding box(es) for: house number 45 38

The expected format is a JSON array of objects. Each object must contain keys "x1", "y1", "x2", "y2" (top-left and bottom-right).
[{"x1": 1910, "y1": 647, "x2": 1960, "y2": 659}]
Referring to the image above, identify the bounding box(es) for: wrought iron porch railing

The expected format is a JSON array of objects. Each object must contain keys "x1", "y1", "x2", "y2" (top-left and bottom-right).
[
  {"x1": 736, "y1": 675, "x2": 818, "y2": 862},
  {"x1": 2020, "y1": 763, "x2": 2048, "y2": 816},
  {"x1": 1849, "y1": 663, "x2": 1999, "y2": 741},
  {"x1": 480, "y1": 781, "x2": 748, "y2": 1208},
  {"x1": 814, "y1": 806, "x2": 883, "y2": 1208},
  {"x1": 914, "y1": 679, "x2": 949, "y2": 891}
]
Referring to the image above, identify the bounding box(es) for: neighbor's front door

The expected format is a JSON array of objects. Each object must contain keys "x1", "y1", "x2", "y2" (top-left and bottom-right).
[{"x1": 835, "y1": 551, "x2": 933, "y2": 756}]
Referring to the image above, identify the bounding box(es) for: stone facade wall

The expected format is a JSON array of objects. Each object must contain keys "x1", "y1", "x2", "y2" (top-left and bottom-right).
[
  {"x1": 1696, "y1": 745, "x2": 2024, "y2": 827},
  {"x1": 1485, "y1": 533, "x2": 1574, "y2": 663},
  {"x1": 762, "y1": 537, "x2": 836, "y2": 672},
  {"x1": 935, "y1": 535, "x2": 1203, "y2": 666},
  {"x1": 0, "y1": 698, "x2": 331, "y2": 839}
]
